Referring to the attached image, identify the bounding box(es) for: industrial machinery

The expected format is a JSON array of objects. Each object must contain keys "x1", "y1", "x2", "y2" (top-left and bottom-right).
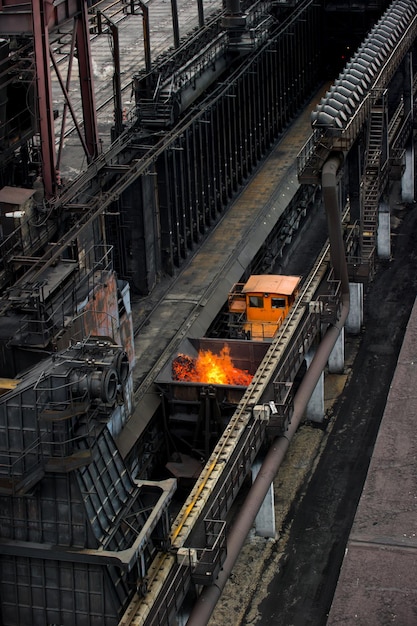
[
  {"x1": 227, "y1": 274, "x2": 302, "y2": 340},
  {"x1": 0, "y1": 0, "x2": 414, "y2": 622},
  {"x1": 156, "y1": 337, "x2": 269, "y2": 467},
  {"x1": 0, "y1": 336, "x2": 176, "y2": 625}
]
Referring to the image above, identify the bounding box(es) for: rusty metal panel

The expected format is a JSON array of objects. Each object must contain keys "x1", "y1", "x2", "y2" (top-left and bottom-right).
[{"x1": 81, "y1": 274, "x2": 119, "y2": 340}]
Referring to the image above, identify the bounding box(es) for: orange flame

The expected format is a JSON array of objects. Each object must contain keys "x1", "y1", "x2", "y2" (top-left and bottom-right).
[{"x1": 172, "y1": 345, "x2": 253, "y2": 386}]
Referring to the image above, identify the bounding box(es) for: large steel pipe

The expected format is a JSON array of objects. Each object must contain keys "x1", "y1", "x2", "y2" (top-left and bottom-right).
[{"x1": 186, "y1": 154, "x2": 349, "y2": 626}]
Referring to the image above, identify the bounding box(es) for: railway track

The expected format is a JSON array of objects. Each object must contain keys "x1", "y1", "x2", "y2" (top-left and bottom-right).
[
  {"x1": 171, "y1": 237, "x2": 335, "y2": 546},
  {"x1": 120, "y1": 227, "x2": 340, "y2": 624}
]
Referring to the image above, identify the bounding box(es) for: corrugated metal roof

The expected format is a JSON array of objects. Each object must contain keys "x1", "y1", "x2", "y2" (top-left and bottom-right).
[{"x1": 242, "y1": 275, "x2": 301, "y2": 296}]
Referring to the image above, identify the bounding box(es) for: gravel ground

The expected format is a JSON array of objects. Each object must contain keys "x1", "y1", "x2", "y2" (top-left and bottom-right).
[{"x1": 207, "y1": 192, "x2": 417, "y2": 626}]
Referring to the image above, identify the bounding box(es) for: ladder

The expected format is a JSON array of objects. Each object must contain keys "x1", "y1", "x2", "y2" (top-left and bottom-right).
[{"x1": 360, "y1": 102, "x2": 385, "y2": 270}]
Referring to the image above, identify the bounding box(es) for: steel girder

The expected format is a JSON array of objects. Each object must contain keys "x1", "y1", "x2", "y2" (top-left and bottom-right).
[{"x1": 0, "y1": 0, "x2": 99, "y2": 197}]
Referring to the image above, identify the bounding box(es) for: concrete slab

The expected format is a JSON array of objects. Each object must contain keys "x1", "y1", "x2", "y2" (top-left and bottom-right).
[{"x1": 327, "y1": 299, "x2": 417, "y2": 625}]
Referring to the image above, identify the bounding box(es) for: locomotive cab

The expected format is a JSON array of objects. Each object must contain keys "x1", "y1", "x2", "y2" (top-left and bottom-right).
[{"x1": 228, "y1": 274, "x2": 301, "y2": 341}]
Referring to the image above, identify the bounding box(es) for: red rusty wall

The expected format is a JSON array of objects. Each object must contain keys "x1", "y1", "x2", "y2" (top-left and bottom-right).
[
  {"x1": 81, "y1": 272, "x2": 120, "y2": 341},
  {"x1": 117, "y1": 284, "x2": 136, "y2": 367},
  {"x1": 55, "y1": 271, "x2": 135, "y2": 368}
]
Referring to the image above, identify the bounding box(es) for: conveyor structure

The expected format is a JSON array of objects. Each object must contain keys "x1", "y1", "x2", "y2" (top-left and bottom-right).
[{"x1": 298, "y1": 0, "x2": 417, "y2": 274}]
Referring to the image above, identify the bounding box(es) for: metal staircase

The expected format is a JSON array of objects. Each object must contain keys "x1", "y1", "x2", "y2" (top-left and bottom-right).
[{"x1": 360, "y1": 101, "x2": 385, "y2": 273}]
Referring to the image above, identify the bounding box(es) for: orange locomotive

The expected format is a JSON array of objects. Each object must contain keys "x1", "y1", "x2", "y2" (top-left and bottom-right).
[{"x1": 228, "y1": 274, "x2": 301, "y2": 341}]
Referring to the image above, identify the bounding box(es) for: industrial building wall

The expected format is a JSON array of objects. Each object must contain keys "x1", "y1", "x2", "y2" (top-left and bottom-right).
[{"x1": 107, "y1": 0, "x2": 324, "y2": 291}]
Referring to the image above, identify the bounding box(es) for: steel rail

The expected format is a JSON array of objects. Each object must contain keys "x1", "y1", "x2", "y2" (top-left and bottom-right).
[
  {"x1": 185, "y1": 153, "x2": 349, "y2": 626},
  {"x1": 125, "y1": 235, "x2": 333, "y2": 625},
  {"x1": 169, "y1": 237, "x2": 332, "y2": 546}
]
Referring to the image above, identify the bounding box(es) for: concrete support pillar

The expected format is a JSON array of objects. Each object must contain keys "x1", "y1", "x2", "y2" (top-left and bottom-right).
[
  {"x1": 177, "y1": 611, "x2": 189, "y2": 626},
  {"x1": 328, "y1": 326, "x2": 344, "y2": 374},
  {"x1": 252, "y1": 459, "x2": 276, "y2": 538},
  {"x1": 346, "y1": 283, "x2": 363, "y2": 334},
  {"x1": 348, "y1": 143, "x2": 361, "y2": 224},
  {"x1": 401, "y1": 51, "x2": 414, "y2": 203},
  {"x1": 305, "y1": 349, "x2": 324, "y2": 422},
  {"x1": 402, "y1": 145, "x2": 415, "y2": 203},
  {"x1": 377, "y1": 201, "x2": 391, "y2": 260}
]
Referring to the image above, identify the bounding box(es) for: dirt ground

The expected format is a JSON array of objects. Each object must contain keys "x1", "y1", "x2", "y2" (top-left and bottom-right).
[{"x1": 207, "y1": 192, "x2": 417, "y2": 626}]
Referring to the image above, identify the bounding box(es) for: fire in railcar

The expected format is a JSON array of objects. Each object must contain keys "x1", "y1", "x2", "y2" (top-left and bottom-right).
[{"x1": 156, "y1": 338, "x2": 269, "y2": 468}]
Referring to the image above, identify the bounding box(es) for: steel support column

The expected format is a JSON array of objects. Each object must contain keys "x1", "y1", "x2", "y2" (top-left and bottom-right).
[
  {"x1": 32, "y1": 0, "x2": 56, "y2": 197},
  {"x1": 171, "y1": 0, "x2": 180, "y2": 49},
  {"x1": 197, "y1": 0, "x2": 204, "y2": 28},
  {"x1": 134, "y1": 0, "x2": 152, "y2": 74},
  {"x1": 98, "y1": 12, "x2": 124, "y2": 138},
  {"x1": 75, "y1": 0, "x2": 99, "y2": 161}
]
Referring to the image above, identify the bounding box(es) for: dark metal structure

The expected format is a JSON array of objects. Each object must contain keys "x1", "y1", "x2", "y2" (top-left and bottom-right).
[
  {"x1": 0, "y1": 0, "x2": 325, "y2": 297},
  {"x1": 0, "y1": 338, "x2": 176, "y2": 626},
  {"x1": 299, "y1": 0, "x2": 417, "y2": 276},
  {"x1": 0, "y1": 0, "x2": 100, "y2": 197},
  {"x1": 0, "y1": 0, "x2": 415, "y2": 623}
]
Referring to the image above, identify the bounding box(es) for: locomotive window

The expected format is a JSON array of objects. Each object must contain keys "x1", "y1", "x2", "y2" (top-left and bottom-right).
[
  {"x1": 271, "y1": 297, "x2": 286, "y2": 308},
  {"x1": 249, "y1": 296, "x2": 263, "y2": 308}
]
